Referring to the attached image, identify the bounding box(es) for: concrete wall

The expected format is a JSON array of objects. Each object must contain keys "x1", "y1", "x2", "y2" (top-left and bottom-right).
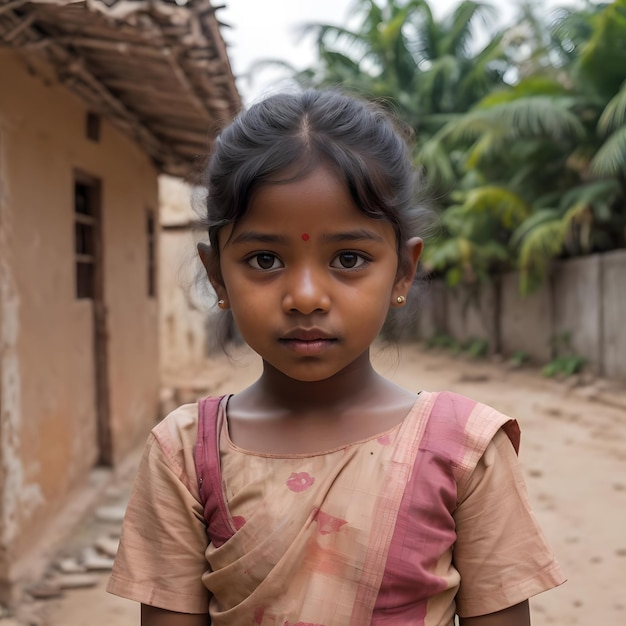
[
  {"x1": 0, "y1": 50, "x2": 159, "y2": 597},
  {"x1": 500, "y1": 272, "x2": 553, "y2": 363},
  {"x1": 601, "y1": 250, "x2": 626, "y2": 380},
  {"x1": 445, "y1": 283, "x2": 497, "y2": 348},
  {"x1": 414, "y1": 278, "x2": 446, "y2": 340},
  {"x1": 552, "y1": 255, "x2": 602, "y2": 373},
  {"x1": 418, "y1": 251, "x2": 626, "y2": 380}
]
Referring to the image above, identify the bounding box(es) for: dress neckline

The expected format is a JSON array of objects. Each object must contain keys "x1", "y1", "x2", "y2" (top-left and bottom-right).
[{"x1": 220, "y1": 391, "x2": 425, "y2": 459}]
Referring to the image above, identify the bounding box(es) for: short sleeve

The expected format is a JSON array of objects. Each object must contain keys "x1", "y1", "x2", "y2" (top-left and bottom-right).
[
  {"x1": 453, "y1": 429, "x2": 565, "y2": 618},
  {"x1": 106, "y1": 405, "x2": 211, "y2": 614}
]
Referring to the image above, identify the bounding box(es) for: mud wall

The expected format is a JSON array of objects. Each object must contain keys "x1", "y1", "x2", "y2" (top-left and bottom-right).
[
  {"x1": 158, "y1": 176, "x2": 211, "y2": 381},
  {"x1": 0, "y1": 50, "x2": 159, "y2": 598}
]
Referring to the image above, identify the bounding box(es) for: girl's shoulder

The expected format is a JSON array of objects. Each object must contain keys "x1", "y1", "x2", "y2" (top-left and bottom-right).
[
  {"x1": 152, "y1": 401, "x2": 201, "y2": 450},
  {"x1": 150, "y1": 395, "x2": 227, "y2": 463},
  {"x1": 421, "y1": 390, "x2": 521, "y2": 473}
]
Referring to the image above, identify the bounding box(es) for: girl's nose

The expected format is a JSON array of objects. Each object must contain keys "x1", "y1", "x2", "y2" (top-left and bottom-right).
[{"x1": 282, "y1": 266, "x2": 331, "y2": 315}]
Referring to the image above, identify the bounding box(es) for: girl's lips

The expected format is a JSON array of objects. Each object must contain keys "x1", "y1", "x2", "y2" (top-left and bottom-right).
[
  {"x1": 279, "y1": 338, "x2": 337, "y2": 356},
  {"x1": 279, "y1": 331, "x2": 337, "y2": 355},
  {"x1": 281, "y1": 328, "x2": 334, "y2": 341}
]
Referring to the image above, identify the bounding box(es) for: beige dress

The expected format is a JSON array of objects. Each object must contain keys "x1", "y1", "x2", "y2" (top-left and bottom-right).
[{"x1": 108, "y1": 391, "x2": 565, "y2": 624}]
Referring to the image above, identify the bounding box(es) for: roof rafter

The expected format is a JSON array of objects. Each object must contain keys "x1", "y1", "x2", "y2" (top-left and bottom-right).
[{"x1": 0, "y1": 0, "x2": 241, "y2": 179}]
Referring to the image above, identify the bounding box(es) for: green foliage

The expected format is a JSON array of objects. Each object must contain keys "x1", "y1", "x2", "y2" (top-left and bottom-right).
[
  {"x1": 512, "y1": 179, "x2": 622, "y2": 293},
  {"x1": 426, "y1": 332, "x2": 460, "y2": 350},
  {"x1": 425, "y1": 333, "x2": 488, "y2": 359},
  {"x1": 591, "y1": 125, "x2": 626, "y2": 175},
  {"x1": 462, "y1": 338, "x2": 489, "y2": 359},
  {"x1": 509, "y1": 350, "x2": 530, "y2": 367},
  {"x1": 274, "y1": 0, "x2": 626, "y2": 292},
  {"x1": 542, "y1": 331, "x2": 588, "y2": 378},
  {"x1": 542, "y1": 355, "x2": 588, "y2": 378}
]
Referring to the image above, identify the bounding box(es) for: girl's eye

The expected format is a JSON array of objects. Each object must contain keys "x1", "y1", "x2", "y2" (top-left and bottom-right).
[
  {"x1": 247, "y1": 253, "x2": 283, "y2": 270},
  {"x1": 330, "y1": 252, "x2": 367, "y2": 269}
]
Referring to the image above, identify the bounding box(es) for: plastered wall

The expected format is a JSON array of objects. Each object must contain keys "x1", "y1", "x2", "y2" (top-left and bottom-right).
[
  {"x1": 0, "y1": 50, "x2": 159, "y2": 595},
  {"x1": 159, "y1": 176, "x2": 211, "y2": 381}
]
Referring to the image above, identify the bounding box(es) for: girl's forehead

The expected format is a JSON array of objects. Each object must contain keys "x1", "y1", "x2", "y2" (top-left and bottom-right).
[
  {"x1": 249, "y1": 167, "x2": 352, "y2": 218},
  {"x1": 218, "y1": 166, "x2": 397, "y2": 249},
  {"x1": 240, "y1": 167, "x2": 390, "y2": 232}
]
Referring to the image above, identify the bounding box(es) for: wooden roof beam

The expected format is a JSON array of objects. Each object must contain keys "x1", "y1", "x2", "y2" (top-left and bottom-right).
[
  {"x1": 45, "y1": 39, "x2": 218, "y2": 122},
  {"x1": 60, "y1": 57, "x2": 170, "y2": 159},
  {"x1": 51, "y1": 37, "x2": 168, "y2": 60},
  {"x1": 3, "y1": 11, "x2": 35, "y2": 42},
  {"x1": 0, "y1": 0, "x2": 27, "y2": 17},
  {"x1": 163, "y1": 48, "x2": 214, "y2": 120},
  {"x1": 2, "y1": 7, "x2": 173, "y2": 163}
]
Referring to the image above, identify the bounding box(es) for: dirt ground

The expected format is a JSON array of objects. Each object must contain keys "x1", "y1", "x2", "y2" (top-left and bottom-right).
[{"x1": 8, "y1": 342, "x2": 626, "y2": 625}]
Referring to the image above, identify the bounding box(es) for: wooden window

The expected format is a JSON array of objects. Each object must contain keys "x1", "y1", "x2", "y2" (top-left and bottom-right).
[
  {"x1": 146, "y1": 209, "x2": 156, "y2": 298},
  {"x1": 74, "y1": 176, "x2": 100, "y2": 299}
]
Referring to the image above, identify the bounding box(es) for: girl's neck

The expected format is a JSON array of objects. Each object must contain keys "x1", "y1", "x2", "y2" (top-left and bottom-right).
[{"x1": 251, "y1": 350, "x2": 388, "y2": 415}]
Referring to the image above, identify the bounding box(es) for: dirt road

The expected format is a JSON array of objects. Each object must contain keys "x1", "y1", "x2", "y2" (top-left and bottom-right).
[{"x1": 10, "y1": 342, "x2": 626, "y2": 625}]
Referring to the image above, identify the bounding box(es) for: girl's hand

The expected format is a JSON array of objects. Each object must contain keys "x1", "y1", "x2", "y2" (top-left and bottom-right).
[
  {"x1": 459, "y1": 600, "x2": 530, "y2": 626},
  {"x1": 141, "y1": 604, "x2": 209, "y2": 625}
]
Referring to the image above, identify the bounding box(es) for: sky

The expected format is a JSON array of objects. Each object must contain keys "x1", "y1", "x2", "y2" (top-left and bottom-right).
[{"x1": 218, "y1": 0, "x2": 582, "y2": 104}]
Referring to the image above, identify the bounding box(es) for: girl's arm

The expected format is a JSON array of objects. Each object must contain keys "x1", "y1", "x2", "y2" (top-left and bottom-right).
[
  {"x1": 459, "y1": 600, "x2": 530, "y2": 626},
  {"x1": 141, "y1": 604, "x2": 210, "y2": 625}
]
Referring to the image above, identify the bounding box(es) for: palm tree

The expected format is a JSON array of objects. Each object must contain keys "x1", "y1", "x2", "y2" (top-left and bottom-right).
[
  {"x1": 425, "y1": 0, "x2": 626, "y2": 293},
  {"x1": 264, "y1": 0, "x2": 626, "y2": 293},
  {"x1": 289, "y1": 0, "x2": 508, "y2": 131}
]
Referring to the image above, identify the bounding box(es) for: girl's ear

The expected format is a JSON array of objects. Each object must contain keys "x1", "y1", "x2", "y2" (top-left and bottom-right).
[
  {"x1": 197, "y1": 242, "x2": 228, "y2": 305},
  {"x1": 392, "y1": 237, "x2": 423, "y2": 304}
]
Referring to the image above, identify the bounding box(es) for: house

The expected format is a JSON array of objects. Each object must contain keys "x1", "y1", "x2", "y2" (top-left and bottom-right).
[{"x1": 0, "y1": 0, "x2": 240, "y2": 602}]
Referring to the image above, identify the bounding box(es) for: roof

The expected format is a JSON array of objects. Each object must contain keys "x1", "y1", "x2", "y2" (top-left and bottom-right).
[{"x1": 0, "y1": 0, "x2": 241, "y2": 179}]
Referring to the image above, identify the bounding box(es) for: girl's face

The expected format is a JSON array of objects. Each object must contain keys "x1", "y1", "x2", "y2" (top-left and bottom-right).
[{"x1": 208, "y1": 165, "x2": 422, "y2": 383}]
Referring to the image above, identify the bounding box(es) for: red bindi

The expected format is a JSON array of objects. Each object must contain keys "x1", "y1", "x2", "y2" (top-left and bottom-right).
[{"x1": 301, "y1": 233, "x2": 310, "y2": 241}]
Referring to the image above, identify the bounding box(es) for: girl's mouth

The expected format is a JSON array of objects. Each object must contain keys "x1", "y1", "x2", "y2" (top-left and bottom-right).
[
  {"x1": 279, "y1": 337, "x2": 337, "y2": 355},
  {"x1": 279, "y1": 329, "x2": 337, "y2": 355}
]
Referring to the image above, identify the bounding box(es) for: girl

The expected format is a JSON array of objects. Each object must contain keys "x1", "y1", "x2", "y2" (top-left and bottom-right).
[{"x1": 108, "y1": 90, "x2": 564, "y2": 625}]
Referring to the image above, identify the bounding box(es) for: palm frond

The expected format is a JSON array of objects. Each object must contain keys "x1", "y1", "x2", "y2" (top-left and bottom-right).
[
  {"x1": 441, "y1": 96, "x2": 584, "y2": 146},
  {"x1": 464, "y1": 130, "x2": 506, "y2": 169},
  {"x1": 597, "y1": 79, "x2": 626, "y2": 135},
  {"x1": 488, "y1": 97, "x2": 585, "y2": 139},
  {"x1": 591, "y1": 126, "x2": 626, "y2": 175},
  {"x1": 517, "y1": 217, "x2": 566, "y2": 293},
  {"x1": 422, "y1": 237, "x2": 466, "y2": 270},
  {"x1": 317, "y1": 25, "x2": 370, "y2": 61},
  {"x1": 510, "y1": 208, "x2": 561, "y2": 248},
  {"x1": 444, "y1": 1, "x2": 497, "y2": 56},
  {"x1": 558, "y1": 179, "x2": 622, "y2": 214},
  {"x1": 417, "y1": 137, "x2": 457, "y2": 186},
  {"x1": 456, "y1": 32, "x2": 506, "y2": 103},
  {"x1": 439, "y1": 109, "x2": 495, "y2": 143},
  {"x1": 459, "y1": 185, "x2": 531, "y2": 229},
  {"x1": 476, "y1": 78, "x2": 570, "y2": 109},
  {"x1": 578, "y1": 1, "x2": 626, "y2": 97}
]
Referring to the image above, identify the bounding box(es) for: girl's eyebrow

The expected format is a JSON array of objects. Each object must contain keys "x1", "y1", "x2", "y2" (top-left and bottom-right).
[
  {"x1": 321, "y1": 229, "x2": 385, "y2": 244},
  {"x1": 231, "y1": 231, "x2": 288, "y2": 245},
  {"x1": 230, "y1": 228, "x2": 384, "y2": 245}
]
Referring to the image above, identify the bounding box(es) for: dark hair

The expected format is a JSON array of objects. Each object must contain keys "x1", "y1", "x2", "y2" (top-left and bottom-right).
[{"x1": 202, "y1": 89, "x2": 432, "y2": 278}]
